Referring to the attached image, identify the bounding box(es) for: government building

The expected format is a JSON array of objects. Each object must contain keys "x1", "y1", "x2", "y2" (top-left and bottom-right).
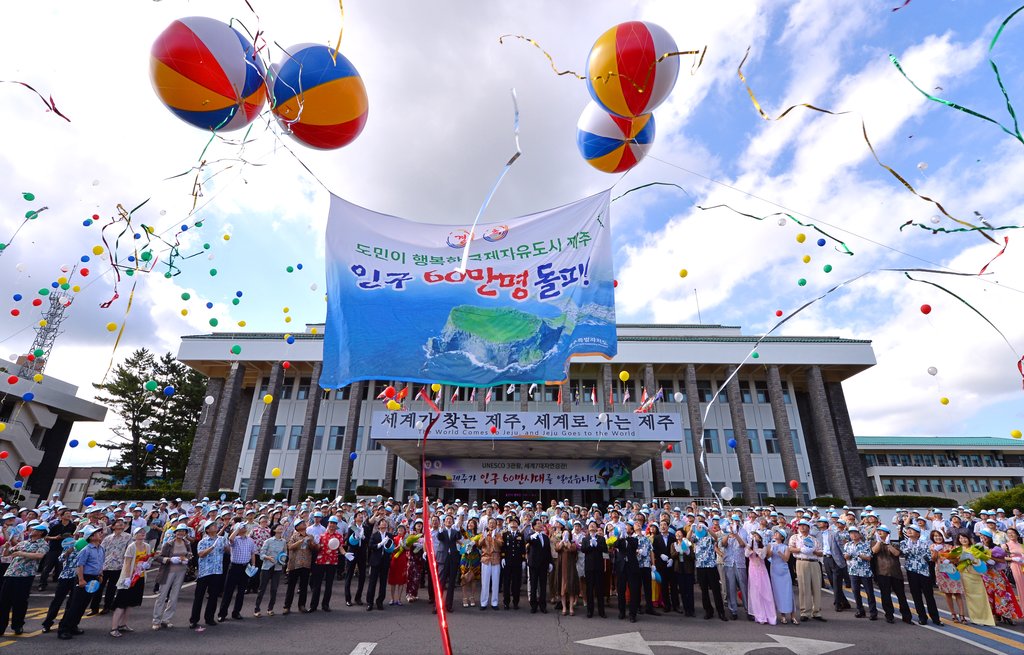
[{"x1": 179, "y1": 323, "x2": 877, "y2": 506}]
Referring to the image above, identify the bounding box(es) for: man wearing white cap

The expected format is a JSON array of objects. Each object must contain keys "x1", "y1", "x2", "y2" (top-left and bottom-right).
[
  {"x1": 787, "y1": 520, "x2": 825, "y2": 622},
  {"x1": 57, "y1": 524, "x2": 105, "y2": 640}
]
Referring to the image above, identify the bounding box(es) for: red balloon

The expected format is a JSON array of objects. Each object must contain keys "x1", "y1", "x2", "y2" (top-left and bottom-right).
[
  {"x1": 25, "y1": 354, "x2": 34, "y2": 362},
  {"x1": 79, "y1": 268, "x2": 90, "y2": 277},
  {"x1": 282, "y1": 361, "x2": 291, "y2": 369},
  {"x1": 0, "y1": 451, "x2": 7, "y2": 460},
  {"x1": 613, "y1": 279, "x2": 619, "y2": 288},
  {"x1": 663, "y1": 460, "x2": 673, "y2": 470},
  {"x1": 920, "y1": 304, "x2": 932, "y2": 315},
  {"x1": 6, "y1": 375, "x2": 17, "y2": 385},
  {"x1": 666, "y1": 444, "x2": 673, "y2": 452},
  {"x1": 788, "y1": 479, "x2": 799, "y2": 490},
  {"x1": 384, "y1": 386, "x2": 396, "y2": 399},
  {"x1": 18, "y1": 465, "x2": 32, "y2": 478},
  {"x1": 31, "y1": 298, "x2": 41, "y2": 307},
  {"x1": 775, "y1": 310, "x2": 783, "y2": 317},
  {"x1": 9, "y1": 309, "x2": 19, "y2": 317},
  {"x1": 489, "y1": 426, "x2": 497, "y2": 434}
]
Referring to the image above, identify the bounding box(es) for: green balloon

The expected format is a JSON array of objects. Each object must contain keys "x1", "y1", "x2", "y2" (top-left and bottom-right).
[
  {"x1": 140, "y1": 251, "x2": 153, "y2": 262},
  {"x1": 60, "y1": 283, "x2": 70, "y2": 290},
  {"x1": 195, "y1": 221, "x2": 204, "y2": 228},
  {"x1": 230, "y1": 345, "x2": 241, "y2": 355},
  {"x1": 38, "y1": 288, "x2": 49, "y2": 296},
  {"x1": 203, "y1": 243, "x2": 211, "y2": 250},
  {"x1": 286, "y1": 266, "x2": 294, "y2": 273},
  {"x1": 33, "y1": 349, "x2": 43, "y2": 357},
  {"x1": 210, "y1": 269, "x2": 218, "y2": 276},
  {"x1": 209, "y1": 318, "x2": 219, "y2": 327},
  {"x1": 823, "y1": 264, "x2": 833, "y2": 273},
  {"x1": 181, "y1": 292, "x2": 191, "y2": 301},
  {"x1": 797, "y1": 278, "x2": 807, "y2": 287},
  {"x1": 164, "y1": 272, "x2": 172, "y2": 279},
  {"x1": 145, "y1": 380, "x2": 158, "y2": 391},
  {"x1": 125, "y1": 269, "x2": 134, "y2": 277},
  {"x1": 0, "y1": 244, "x2": 6, "y2": 251},
  {"x1": 25, "y1": 210, "x2": 38, "y2": 220},
  {"x1": 22, "y1": 192, "x2": 35, "y2": 201},
  {"x1": 752, "y1": 352, "x2": 760, "y2": 359},
  {"x1": 231, "y1": 298, "x2": 240, "y2": 306},
  {"x1": 74, "y1": 538, "x2": 87, "y2": 552}
]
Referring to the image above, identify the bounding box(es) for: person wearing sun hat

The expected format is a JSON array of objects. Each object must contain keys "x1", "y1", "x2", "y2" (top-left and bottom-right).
[
  {"x1": 151, "y1": 524, "x2": 191, "y2": 630},
  {"x1": 0, "y1": 522, "x2": 49, "y2": 635},
  {"x1": 56, "y1": 524, "x2": 105, "y2": 640},
  {"x1": 189, "y1": 520, "x2": 226, "y2": 632},
  {"x1": 871, "y1": 525, "x2": 913, "y2": 624}
]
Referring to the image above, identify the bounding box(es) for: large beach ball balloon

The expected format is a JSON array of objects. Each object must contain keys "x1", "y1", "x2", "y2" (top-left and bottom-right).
[
  {"x1": 271, "y1": 44, "x2": 368, "y2": 150},
  {"x1": 586, "y1": 21, "x2": 680, "y2": 118},
  {"x1": 576, "y1": 101, "x2": 654, "y2": 173},
  {"x1": 150, "y1": 16, "x2": 267, "y2": 131}
]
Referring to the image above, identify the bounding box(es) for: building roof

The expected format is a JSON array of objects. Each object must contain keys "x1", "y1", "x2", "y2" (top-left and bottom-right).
[{"x1": 856, "y1": 436, "x2": 1024, "y2": 449}]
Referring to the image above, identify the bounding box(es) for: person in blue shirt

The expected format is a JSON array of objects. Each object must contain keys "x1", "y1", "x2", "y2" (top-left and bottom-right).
[
  {"x1": 692, "y1": 521, "x2": 727, "y2": 621},
  {"x1": 900, "y1": 524, "x2": 943, "y2": 626},
  {"x1": 841, "y1": 526, "x2": 876, "y2": 620},
  {"x1": 57, "y1": 525, "x2": 105, "y2": 640},
  {"x1": 189, "y1": 520, "x2": 226, "y2": 632},
  {"x1": 41, "y1": 537, "x2": 80, "y2": 633}
]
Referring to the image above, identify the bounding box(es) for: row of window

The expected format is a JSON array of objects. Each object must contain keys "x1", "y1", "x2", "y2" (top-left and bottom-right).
[
  {"x1": 878, "y1": 477, "x2": 1017, "y2": 494},
  {"x1": 678, "y1": 428, "x2": 802, "y2": 456},
  {"x1": 666, "y1": 481, "x2": 808, "y2": 499},
  {"x1": 863, "y1": 453, "x2": 1005, "y2": 468},
  {"x1": 238, "y1": 477, "x2": 385, "y2": 498},
  {"x1": 246, "y1": 425, "x2": 382, "y2": 451},
  {"x1": 257, "y1": 378, "x2": 794, "y2": 406}
]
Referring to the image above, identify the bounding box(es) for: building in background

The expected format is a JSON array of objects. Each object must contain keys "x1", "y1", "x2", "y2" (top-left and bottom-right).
[
  {"x1": 49, "y1": 466, "x2": 110, "y2": 508},
  {"x1": 857, "y1": 435, "x2": 1024, "y2": 504},
  {"x1": 178, "y1": 323, "x2": 876, "y2": 505}
]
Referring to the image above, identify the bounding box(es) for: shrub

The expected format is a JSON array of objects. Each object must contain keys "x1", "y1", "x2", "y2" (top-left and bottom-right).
[
  {"x1": 970, "y1": 487, "x2": 1024, "y2": 513},
  {"x1": 762, "y1": 496, "x2": 798, "y2": 507},
  {"x1": 655, "y1": 488, "x2": 691, "y2": 498},
  {"x1": 855, "y1": 495, "x2": 957, "y2": 508},
  {"x1": 812, "y1": 496, "x2": 848, "y2": 506},
  {"x1": 356, "y1": 485, "x2": 391, "y2": 497}
]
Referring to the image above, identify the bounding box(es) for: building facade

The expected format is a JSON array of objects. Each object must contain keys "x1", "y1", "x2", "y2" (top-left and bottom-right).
[
  {"x1": 178, "y1": 324, "x2": 876, "y2": 505},
  {"x1": 857, "y1": 435, "x2": 1024, "y2": 504},
  {"x1": 0, "y1": 360, "x2": 107, "y2": 506},
  {"x1": 49, "y1": 466, "x2": 111, "y2": 508}
]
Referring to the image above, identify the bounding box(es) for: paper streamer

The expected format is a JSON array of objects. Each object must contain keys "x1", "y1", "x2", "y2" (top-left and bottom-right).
[
  {"x1": 458, "y1": 88, "x2": 521, "y2": 272},
  {"x1": 978, "y1": 236, "x2": 1009, "y2": 276},
  {"x1": 899, "y1": 221, "x2": 1022, "y2": 235},
  {"x1": 330, "y1": 0, "x2": 345, "y2": 64},
  {"x1": 699, "y1": 203, "x2": 854, "y2": 256},
  {"x1": 419, "y1": 414, "x2": 452, "y2": 655},
  {"x1": 1, "y1": 80, "x2": 70, "y2": 121},
  {"x1": 890, "y1": 3, "x2": 1024, "y2": 147},
  {"x1": 738, "y1": 47, "x2": 995, "y2": 244},
  {"x1": 891, "y1": 0, "x2": 914, "y2": 11},
  {"x1": 611, "y1": 181, "x2": 690, "y2": 203}
]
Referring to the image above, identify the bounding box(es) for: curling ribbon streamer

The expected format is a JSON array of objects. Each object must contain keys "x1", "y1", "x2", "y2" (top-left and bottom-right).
[
  {"x1": 330, "y1": 0, "x2": 345, "y2": 63},
  {"x1": 699, "y1": 203, "x2": 854, "y2": 256},
  {"x1": 899, "y1": 221, "x2": 1022, "y2": 235},
  {"x1": 419, "y1": 414, "x2": 452, "y2": 655},
  {"x1": 890, "y1": 3, "x2": 1024, "y2": 147},
  {"x1": 611, "y1": 182, "x2": 689, "y2": 203},
  {"x1": 738, "y1": 47, "x2": 996, "y2": 244},
  {"x1": 1, "y1": 81, "x2": 70, "y2": 121},
  {"x1": 458, "y1": 88, "x2": 522, "y2": 272},
  {"x1": 892, "y1": 0, "x2": 914, "y2": 11},
  {"x1": 978, "y1": 237, "x2": 1009, "y2": 275},
  {"x1": 102, "y1": 280, "x2": 138, "y2": 382}
]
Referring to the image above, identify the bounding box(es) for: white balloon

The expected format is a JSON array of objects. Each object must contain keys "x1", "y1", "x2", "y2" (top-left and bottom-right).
[
  {"x1": 15, "y1": 263, "x2": 24, "y2": 272},
  {"x1": 415, "y1": 421, "x2": 424, "y2": 429},
  {"x1": 673, "y1": 392, "x2": 684, "y2": 403},
  {"x1": 310, "y1": 283, "x2": 318, "y2": 292},
  {"x1": 917, "y1": 162, "x2": 928, "y2": 171},
  {"x1": 930, "y1": 215, "x2": 941, "y2": 224},
  {"x1": 92, "y1": 179, "x2": 100, "y2": 186},
  {"x1": 328, "y1": 537, "x2": 340, "y2": 550},
  {"x1": 598, "y1": 412, "x2": 608, "y2": 422},
  {"x1": 777, "y1": 217, "x2": 787, "y2": 227},
  {"x1": 720, "y1": 486, "x2": 735, "y2": 501},
  {"x1": 208, "y1": 254, "x2": 216, "y2": 261},
  {"x1": 927, "y1": 366, "x2": 938, "y2": 376},
  {"x1": 204, "y1": 395, "x2": 216, "y2": 405}
]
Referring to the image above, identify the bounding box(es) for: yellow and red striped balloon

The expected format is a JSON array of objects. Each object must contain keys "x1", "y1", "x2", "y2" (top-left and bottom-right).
[
  {"x1": 576, "y1": 101, "x2": 654, "y2": 174},
  {"x1": 150, "y1": 17, "x2": 267, "y2": 132},
  {"x1": 586, "y1": 21, "x2": 679, "y2": 119}
]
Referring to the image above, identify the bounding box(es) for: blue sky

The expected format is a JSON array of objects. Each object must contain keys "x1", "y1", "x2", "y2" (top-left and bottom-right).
[{"x1": 0, "y1": 1, "x2": 1021, "y2": 467}]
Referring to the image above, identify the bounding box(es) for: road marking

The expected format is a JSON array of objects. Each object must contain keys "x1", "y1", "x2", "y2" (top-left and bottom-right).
[
  {"x1": 576, "y1": 632, "x2": 853, "y2": 655},
  {"x1": 919, "y1": 622, "x2": 1003, "y2": 655},
  {"x1": 349, "y1": 643, "x2": 377, "y2": 655}
]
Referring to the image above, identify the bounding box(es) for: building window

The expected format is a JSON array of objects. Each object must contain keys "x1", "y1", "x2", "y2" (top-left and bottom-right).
[
  {"x1": 756, "y1": 483, "x2": 768, "y2": 501},
  {"x1": 954, "y1": 480, "x2": 965, "y2": 493},
  {"x1": 361, "y1": 382, "x2": 374, "y2": 401},
  {"x1": 258, "y1": 379, "x2": 268, "y2": 398},
  {"x1": 895, "y1": 479, "x2": 906, "y2": 493},
  {"x1": 754, "y1": 381, "x2": 769, "y2": 404},
  {"x1": 657, "y1": 380, "x2": 677, "y2": 402},
  {"x1": 288, "y1": 425, "x2": 302, "y2": 450},
  {"x1": 402, "y1": 479, "x2": 418, "y2": 499},
  {"x1": 983, "y1": 455, "x2": 995, "y2": 467},
  {"x1": 696, "y1": 380, "x2": 713, "y2": 403},
  {"x1": 684, "y1": 428, "x2": 693, "y2": 454},
  {"x1": 336, "y1": 386, "x2": 351, "y2": 400},
  {"x1": 920, "y1": 480, "x2": 930, "y2": 492},
  {"x1": 328, "y1": 426, "x2": 345, "y2": 450},
  {"x1": 970, "y1": 455, "x2": 982, "y2": 467},
  {"x1": 944, "y1": 480, "x2": 954, "y2": 492},
  {"x1": 280, "y1": 478, "x2": 294, "y2": 496},
  {"x1": 912, "y1": 454, "x2": 924, "y2": 467},
  {"x1": 741, "y1": 383, "x2": 753, "y2": 404},
  {"x1": 540, "y1": 385, "x2": 558, "y2": 403},
  {"x1": 715, "y1": 382, "x2": 728, "y2": 404},
  {"x1": 864, "y1": 454, "x2": 877, "y2": 467},
  {"x1": 321, "y1": 479, "x2": 338, "y2": 497},
  {"x1": 280, "y1": 379, "x2": 293, "y2": 400},
  {"x1": 703, "y1": 429, "x2": 720, "y2": 454},
  {"x1": 322, "y1": 389, "x2": 332, "y2": 401},
  {"x1": 248, "y1": 425, "x2": 260, "y2": 449},
  {"x1": 931, "y1": 479, "x2": 940, "y2": 492},
  {"x1": 574, "y1": 379, "x2": 597, "y2": 406},
  {"x1": 239, "y1": 478, "x2": 249, "y2": 499},
  {"x1": 271, "y1": 425, "x2": 285, "y2": 450},
  {"x1": 763, "y1": 429, "x2": 778, "y2": 454},
  {"x1": 979, "y1": 480, "x2": 990, "y2": 492},
  {"x1": 296, "y1": 378, "x2": 312, "y2": 400},
  {"x1": 305, "y1": 478, "x2": 318, "y2": 494},
  {"x1": 781, "y1": 381, "x2": 792, "y2": 404},
  {"x1": 313, "y1": 426, "x2": 325, "y2": 450},
  {"x1": 261, "y1": 478, "x2": 275, "y2": 494},
  {"x1": 968, "y1": 480, "x2": 979, "y2": 492},
  {"x1": 899, "y1": 455, "x2": 911, "y2": 466},
  {"x1": 747, "y1": 428, "x2": 761, "y2": 454},
  {"x1": 882, "y1": 479, "x2": 894, "y2": 492},
  {"x1": 773, "y1": 483, "x2": 791, "y2": 496},
  {"x1": 790, "y1": 429, "x2": 801, "y2": 454}
]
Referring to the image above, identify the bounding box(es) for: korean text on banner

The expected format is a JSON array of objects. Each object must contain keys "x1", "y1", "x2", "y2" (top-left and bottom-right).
[{"x1": 321, "y1": 190, "x2": 617, "y2": 389}]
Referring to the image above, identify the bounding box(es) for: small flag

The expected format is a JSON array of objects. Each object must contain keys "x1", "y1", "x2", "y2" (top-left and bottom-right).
[
  {"x1": 556, "y1": 385, "x2": 562, "y2": 405},
  {"x1": 484, "y1": 388, "x2": 492, "y2": 406},
  {"x1": 470, "y1": 388, "x2": 476, "y2": 403},
  {"x1": 450, "y1": 388, "x2": 459, "y2": 403},
  {"x1": 396, "y1": 387, "x2": 409, "y2": 401},
  {"x1": 506, "y1": 383, "x2": 516, "y2": 396},
  {"x1": 376, "y1": 389, "x2": 388, "y2": 400},
  {"x1": 574, "y1": 387, "x2": 580, "y2": 406},
  {"x1": 608, "y1": 387, "x2": 614, "y2": 410},
  {"x1": 623, "y1": 386, "x2": 631, "y2": 404},
  {"x1": 639, "y1": 387, "x2": 648, "y2": 407},
  {"x1": 434, "y1": 389, "x2": 443, "y2": 404},
  {"x1": 528, "y1": 383, "x2": 537, "y2": 399},
  {"x1": 590, "y1": 386, "x2": 597, "y2": 406}
]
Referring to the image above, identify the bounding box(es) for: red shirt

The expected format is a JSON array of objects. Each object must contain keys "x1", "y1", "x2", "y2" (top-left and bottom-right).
[{"x1": 314, "y1": 529, "x2": 342, "y2": 565}]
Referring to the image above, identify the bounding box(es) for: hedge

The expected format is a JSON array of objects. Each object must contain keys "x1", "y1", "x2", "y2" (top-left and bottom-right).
[
  {"x1": 762, "y1": 496, "x2": 798, "y2": 507},
  {"x1": 94, "y1": 489, "x2": 195, "y2": 502},
  {"x1": 970, "y1": 487, "x2": 1024, "y2": 513},
  {"x1": 855, "y1": 495, "x2": 957, "y2": 508},
  {"x1": 356, "y1": 485, "x2": 392, "y2": 497},
  {"x1": 812, "y1": 496, "x2": 848, "y2": 506},
  {"x1": 655, "y1": 488, "x2": 692, "y2": 498}
]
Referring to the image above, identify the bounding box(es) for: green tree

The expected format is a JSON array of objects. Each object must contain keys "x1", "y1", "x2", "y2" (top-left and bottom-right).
[{"x1": 93, "y1": 349, "x2": 207, "y2": 488}]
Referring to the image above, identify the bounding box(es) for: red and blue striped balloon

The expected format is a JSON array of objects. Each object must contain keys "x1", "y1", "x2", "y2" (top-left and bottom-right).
[
  {"x1": 586, "y1": 21, "x2": 679, "y2": 119},
  {"x1": 576, "y1": 101, "x2": 655, "y2": 174}
]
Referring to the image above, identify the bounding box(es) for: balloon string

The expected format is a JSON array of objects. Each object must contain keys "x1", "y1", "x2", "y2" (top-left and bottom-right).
[
  {"x1": 101, "y1": 280, "x2": 137, "y2": 383},
  {"x1": 698, "y1": 203, "x2": 854, "y2": 256},
  {"x1": 331, "y1": 0, "x2": 345, "y2": 63},
  {"x1": 737, "y1": 47, "x2": 997, "y2": 245},
  {"x1": 0, "y1": 80, "x2": 70, "y2": 121},
  {"x1": 899, "y1": 221, "x2": 1022, "y2": 235},
  {"x1": 458, "y1": 88, "x2": 522, "y2": 272},
  {"x1": 419, "y1": 414, "x2": 452, "y2": 655}
]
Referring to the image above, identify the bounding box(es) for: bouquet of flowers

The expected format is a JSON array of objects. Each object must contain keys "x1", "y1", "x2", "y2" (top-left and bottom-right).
[{"x1": 953, "y1": 544, "x2": 991, "y2": 574}]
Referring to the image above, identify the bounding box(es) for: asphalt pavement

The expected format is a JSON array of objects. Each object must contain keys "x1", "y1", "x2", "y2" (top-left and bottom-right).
[{"x1": 3, "y1": 579, "x2": 1023, "y2": 654}]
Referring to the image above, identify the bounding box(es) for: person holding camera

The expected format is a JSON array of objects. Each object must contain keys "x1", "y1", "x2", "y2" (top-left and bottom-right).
[
  {"x1": 151, "y1": 524, "x2": 191, "y2": 629},
  {"x1": 842, "y1": 526, "x2": 877, "y2": 620},
  {"x1": 870, "y1": 525, "x2": 913, "y2": 624}
]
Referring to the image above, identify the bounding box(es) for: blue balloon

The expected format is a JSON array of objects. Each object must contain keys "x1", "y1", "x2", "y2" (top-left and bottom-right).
[
  {"x1": 163, "y1": 386, "x2": 175, "y2": 396},
  {"x1": 13, "y1": 481, "x2": 22, "y2": 489},
  {"x1": 12, "y1": 294, "x2": 21, "y2": 302},
  {"x1": 85, "y1": 579, "x2": 101, "y2": 593},
  {"x1": 206, "y1": 302, "x2": 213, "y2": 309},
  {"x1": 81, "y1": 255, "x2": 90, "y2": 262},
  {"x1": 235, "y1": 291, "x2": 243, "y2": 298},
  {"x1": 145, "y1": 443, "x2": 155, "y2": 452},
  {"x1": 83, "y1": 496, "x2": 94, "y2": 506},
  {"x1": 349, "y1": 452, "x2": 358, "y2": 461},
  {"x1": 286, "y1": 336, "x2": 295, "y2": 345},
  {"x1": 727, "y1": 438, "x2": 737, "y2": 449},
  {"x1": 69, "y1": 439, "x2": 79, "y2": 448},
  {"x1": 22, "y1": 392, "x2": 34, "y2": 402},
  {"x1": 816, "y1": 238, "x2": 826, "y2": 247},
  {"x1": 297, "y1": 263, "x2": 303, "y2": 270},
  {"x1": 51, "y1": 281, "x2": 59, "y2": 289}
]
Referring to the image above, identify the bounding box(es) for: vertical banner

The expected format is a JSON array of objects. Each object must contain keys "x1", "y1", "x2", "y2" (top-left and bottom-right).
[{"x1": 321, "y1": 190, "x2": 617, "y2": 388}]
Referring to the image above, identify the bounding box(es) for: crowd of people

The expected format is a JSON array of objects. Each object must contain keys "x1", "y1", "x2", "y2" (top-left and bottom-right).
[{"x1": 2, "y1": 493, "x2": 1023, "y2": 641}]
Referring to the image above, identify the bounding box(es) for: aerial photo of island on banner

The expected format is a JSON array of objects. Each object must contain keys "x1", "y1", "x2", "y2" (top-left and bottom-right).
[{"x1": 5, "y1": 2, "x2": 1024, "y2": 654}]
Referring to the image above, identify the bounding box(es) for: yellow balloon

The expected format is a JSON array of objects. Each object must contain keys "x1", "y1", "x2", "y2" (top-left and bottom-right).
[
  {"x1": 284, "y1": 316, "x2": 292, "y2": 323},
  {"x1": 57, "y1": 276, "x2": 68, "y2": 285},
  {"x1": 181, "y1": 309, "x2": 189, "y2": 316},
  {"x1": 271, "y1": 467, "x2": 281, "y2": 478},
  {"x1": 223, "y1": 234, "x2": 231, "y2": 241},
  {"x1": 32, "y1": 374, "x2": 43, "y2": 383},
  {"x1": 386, "y1": 399, "x2": 401, "y2": 411},
  {"x1": 619, "y1": 371, "x2": 630, "y2": 383},
  {"x1": 71, "y1": 285, "x2": 80, "y2": 293},
  {"x1": 38, "y1": 319, "x2": 47, "y2": 327},
  {"x1": 940, "y1": 397, "x2": 949, "y2": 406},
  {"x1": 678, "y1": 269, "x2": 688, "y2": 278},
  {"x1": 92, "y1": 245, "x2": 104, "y2": 255},
  {"x1": 106, "y1": 322, "x2": 117, "y2": 332},
  {"x1": 310, "y1": 327, "x2": 318, "y2": 335},
  {"x1": 796, "y1": 233, "x2": 806, "y2": 243},
  {"x1": 1011, "y1": 429, "x2": 1022, "y2": 439},
  {"x1": 263, "y1": 394, "x2": 274, "y2": 405},
  {"x1": 431, "y1": 383, "x2": 441, "y2": 393},
  {"x1": 87, "y1": 440, "x2": 97, "y2": 448},
  {"x1": 282, "y1": 307, "x2": 290, "y2": 313},
  {"x1": 0, "y1": 423, "x2": 5, "y2": 433},
  {"x1": 802, "y1": 255, "x2": 811, "y2": 264}
]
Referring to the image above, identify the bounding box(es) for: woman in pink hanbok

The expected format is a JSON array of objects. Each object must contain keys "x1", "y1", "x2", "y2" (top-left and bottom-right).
[{"x1": 745, "y1": 531, "x2": 777, "y2": 625}]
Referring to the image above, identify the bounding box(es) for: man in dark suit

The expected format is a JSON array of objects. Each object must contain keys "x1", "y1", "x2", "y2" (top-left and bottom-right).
[
  {"x1": 578, "y1": 521, "x2": 608, "y2": 618},
  {"x1": 365, "y1": 520, "x2": 392, "y2": 611},
  {"x1": 436, "y1": 515, "x2": 461, "y2": 612},
  {"x1": 614, "y1": 523, "x2": 641, "y2": 622},
  {"x1": 652, "y1": 520, "x2": 677, "y2": 613},
  {"x1": 344, "y1": 509, "x2": 369, "y2": 607},
  {"x1": 501, "y1": 516, "x2": 525, "y2": 610},
  {"x1": 526, "y1": 518, "x2": 553, "y2": 614}
]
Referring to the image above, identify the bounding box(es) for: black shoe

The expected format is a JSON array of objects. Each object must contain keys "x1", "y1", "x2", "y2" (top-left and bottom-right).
[
  {"x1": 366, "y1": 605, "x2": 373, "y2": 611},
  {"x1": 747, "y1": 614, "x2": 755, "y2": 621},
  {"x1": 933, "y1": 620, "x2": 943, "y2": 627},
  {"x1": 704, "y1": 613, "x2": 714, "y2": 620},
  {"x1": 835, "y1": 607, "x2": 845, "y2": 613},
  {"x1": 812, "y1": 616, "x2": 827, "y2": 622},
  {"x1": 646, "y1": 609, "x2": 660, "y2": 616},
  {"x1": 730, "y1": 613, "x2": 738, "y2": 620},
  {"x1": 504, "y1": 604, "x2": 509, "y2": 610},
  {"x1": 376, "y1": 604, "x2": 384, "y2": 611},
  {"x1": 492, "y1": 605, "x2": 499, "y2": 611},
  {"x1": 719, "y1": 613, "x2": 729, "y2": 622},
  {"x1": 587, "y1": 612, "x2": 594, "y2": 618},
  {"x1": 41, "y1": 625, "x2": 52, "y2": 633},
  {"x1": 355, "y1": 598, "x2": 362, "y2": 605},
  {"x1": 513, "y1": 605, "x2": 520, "y2": 610},
  {"x1": 599, "y1": 612, "x2": 607, "y2": 618},
  {"x1": 886, "y1": 616, "x2": 894, "y2": 624},
  {"x1": 206, "y1": 621, "x2": 218, "y2": 627},
  {"x1": 869, "y1": 614, "x2": 878, "y2": 621},
  {"x1": 71, "y1": 629, "x2": 84, "y2": 635},
  {"x1": 917, "y1": 618, "x2": 927, "y2": 626},
  {"x1": 322, "y1": 607, "x2": 331, "y2": 613},
  {"x1": 540, "y1": 607, "x2": 547, "y2": 614},
  {"x1": 216, "y1": 616, "x2": 226, "y2": 623},
  {"x1": 854, "y1": 611, "x2": 865, "y2": 618},
  {"x1": 531, "y1": 608, "x2": 538, "y2": 614},
  {"x1": 346, "y1": 601, "x2": 353, "y2": 607},
  {"x1": 57, "y1": 633, "x2": 72, "y2": 640},
  {"x1": 480, "y1": 605, "x2": 487, "y2": 611},
  {"x1": 303, "y1": 608, "x2": 316, "y2": 614},
  {"x1": 629, "y1": 616, "x2": 637, "y2": 623},
  {"x1": 619, "y1": 613, "x2": 626, "y2": 620},
  {"x1": 902, "y1": 617, "x2": 913, "y2": 624}
]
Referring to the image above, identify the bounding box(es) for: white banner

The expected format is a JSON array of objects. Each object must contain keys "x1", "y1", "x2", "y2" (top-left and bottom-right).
[
  {"x1": 370, "y1": 411, "x2": 682, "y2": 441},
  {"x1": 424, "y1": 457, "x2": 632, "y2": 489}
]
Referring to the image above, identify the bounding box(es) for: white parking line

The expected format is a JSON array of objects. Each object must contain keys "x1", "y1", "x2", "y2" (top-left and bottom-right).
[{"x1": 349, "y1": 643, "x2": 377, "y2": 655}]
